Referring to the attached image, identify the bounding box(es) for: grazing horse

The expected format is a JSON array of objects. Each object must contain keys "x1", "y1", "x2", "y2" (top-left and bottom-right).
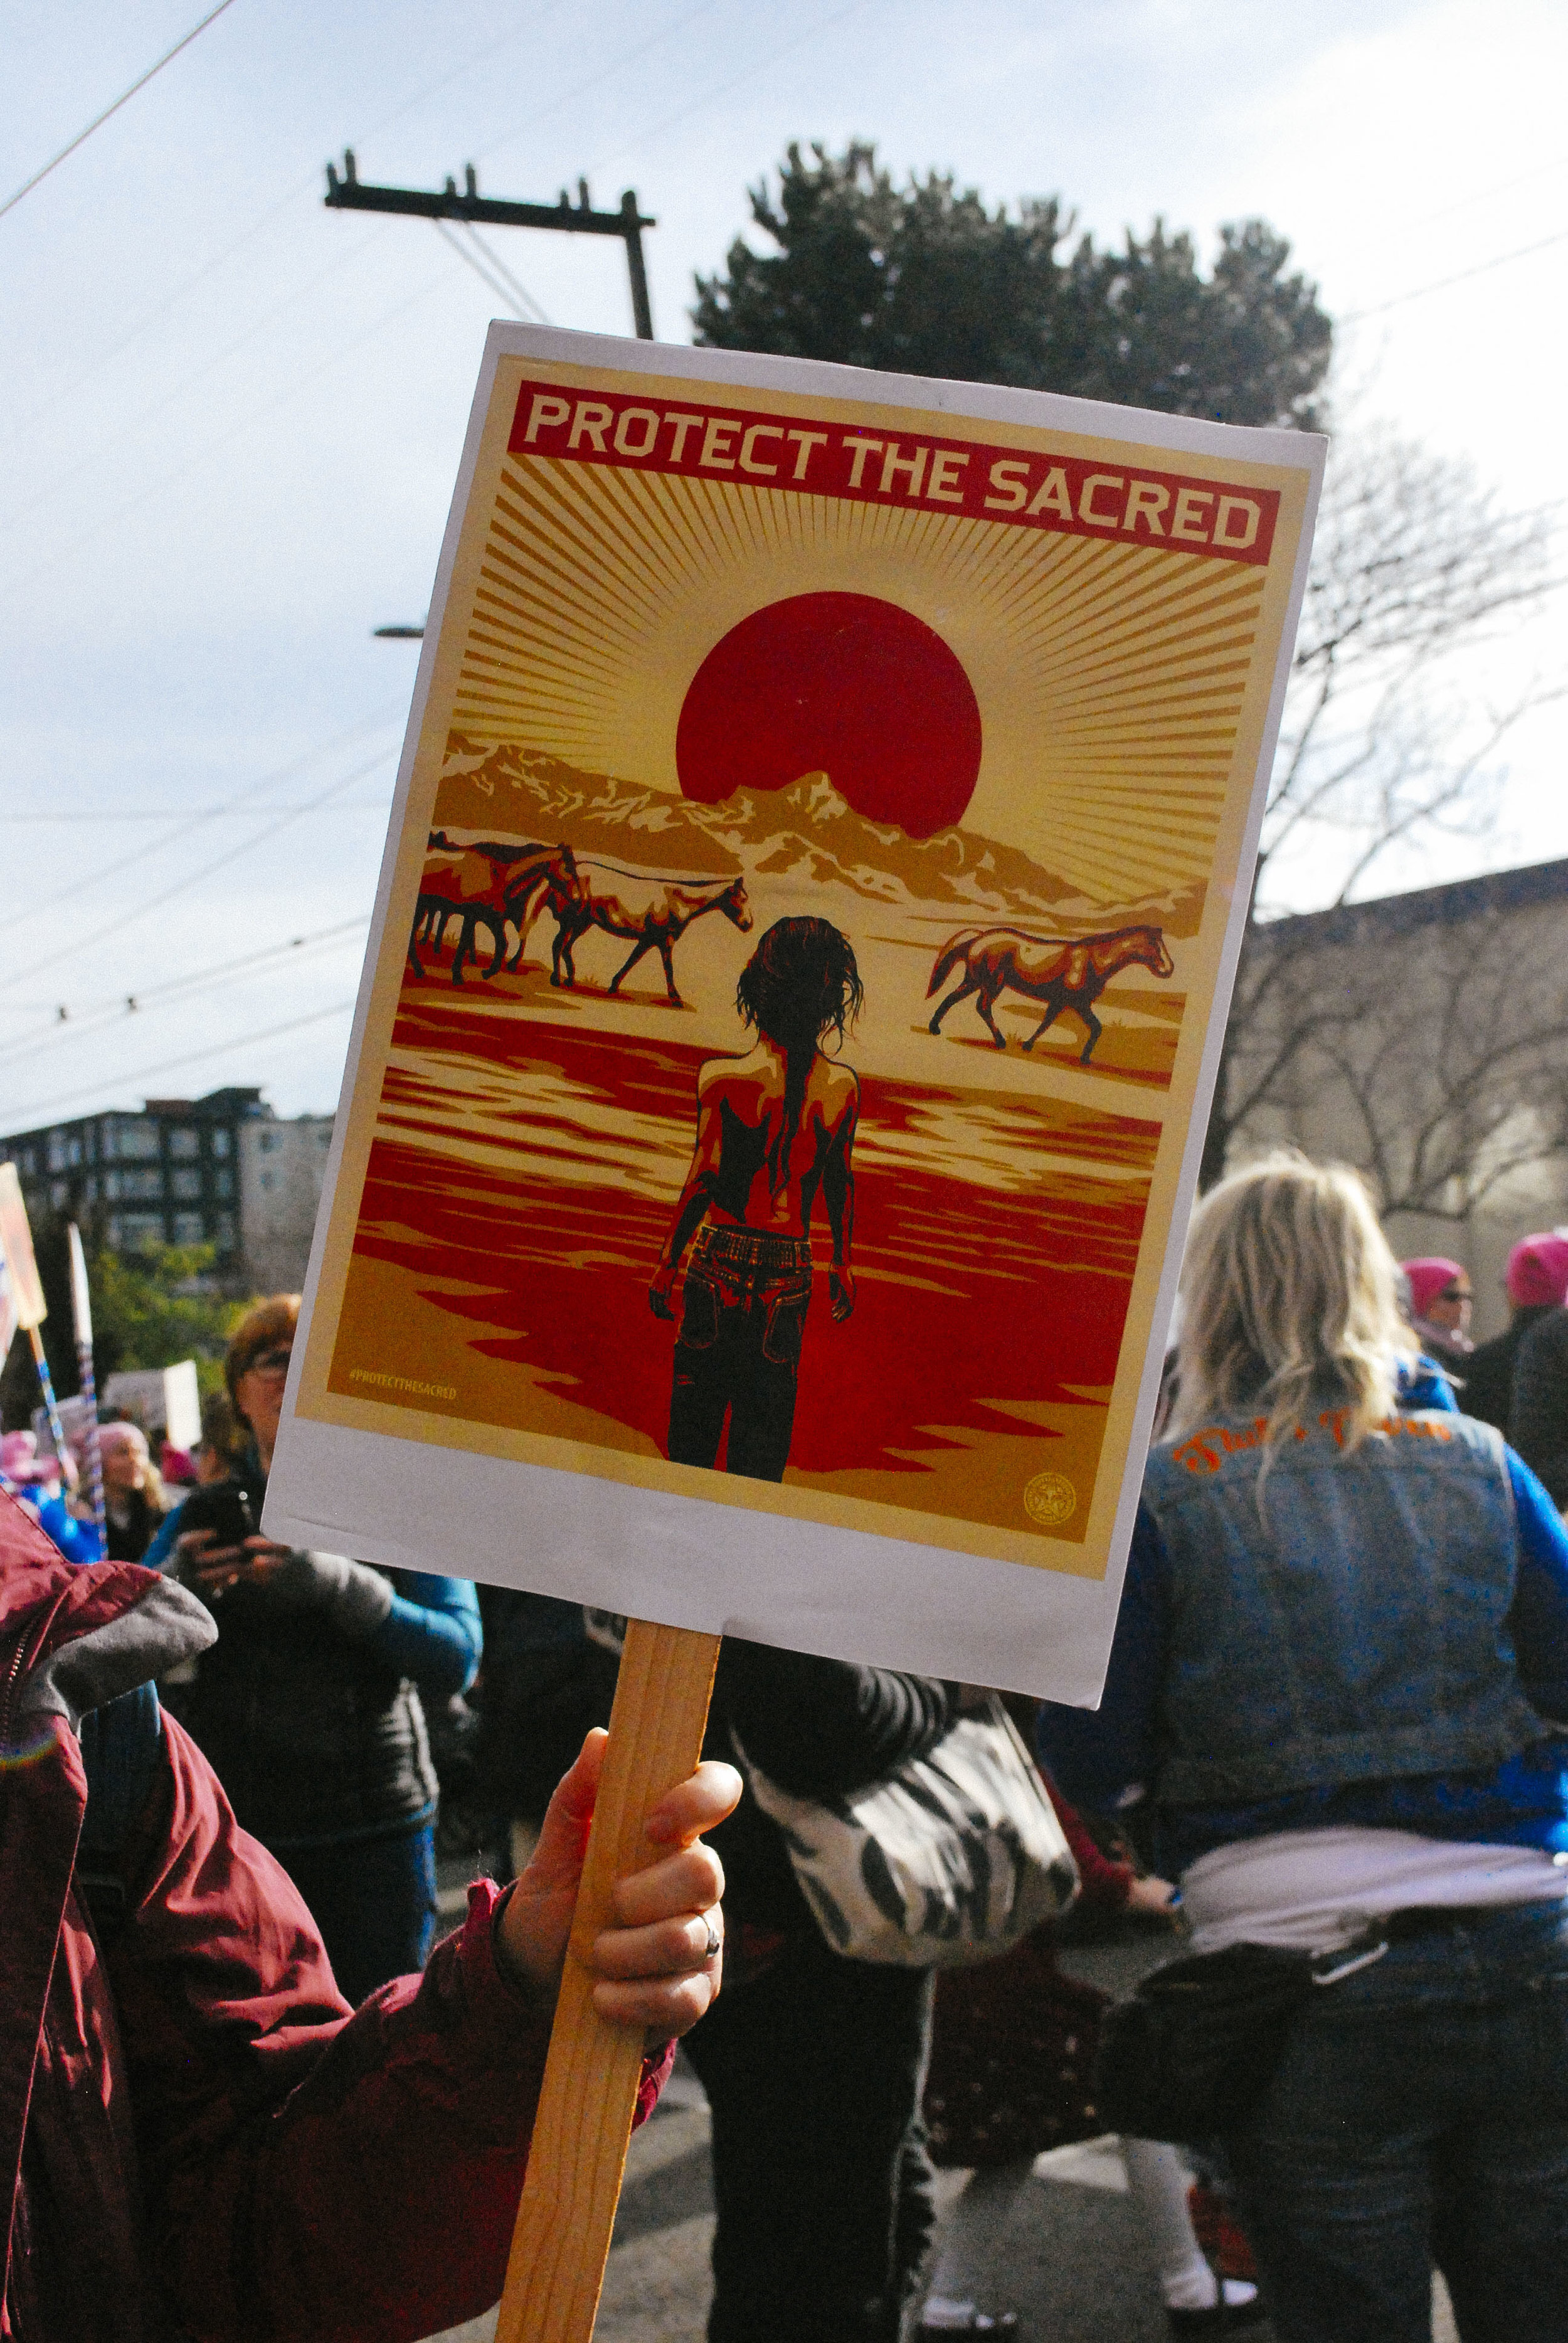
[
  {"x1": 407, "y1": 841, "x2": 578, "y2": 984},
  {"x1": 551, "y1": 868, "x2": 753, "y2": 1004},
  {"x1": 926, "y1": 923, "x2": 1173, "y2": 1059}
]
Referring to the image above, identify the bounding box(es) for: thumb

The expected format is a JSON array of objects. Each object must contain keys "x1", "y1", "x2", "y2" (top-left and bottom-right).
[{"x1": 527, "y1": 1728, "x2": 607, "y2": 1888}]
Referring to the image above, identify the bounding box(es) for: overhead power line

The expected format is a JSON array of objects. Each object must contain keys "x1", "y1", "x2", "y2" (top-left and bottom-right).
[
  {"x1": 9, "y1": 263, "x2": 453, "y2": 597},
  {"x1": 1, "y1": 219, "x2": 384, "y2": 534},
  {"x1": 8, "y1": 999, "x2": 358, "y2": 1127},
  {"x1": 0, "y1": 917, "x2": 371, "y2": 1071},
  {"x1": 1342, "y1": 227, "x2": 1568, "y2": 323},
  {"x1": 0, "y1": 703, "x2": 401, "y2": 959},
  {"x1": 1, "y1": 0, "x2": 242, "y2": 224},
  {"x1": 466, "y1": 0, "x2": 726, "y2": 176},
  {"x1": 431, "y1": 217, "x2": 551, "y2": 324},
  {"x1": 1399, "y1": 152, "x2": 1568, "y2": 233},
  {"x1": 583, "y1": 0, "x2": 882, "y2": 180},
  {"x1": 0, "y1": 742, "x2": 396, "y2": 999},
  {"x1": 2, "y1": 804, "x2": 391, "y2": 823},
  {"x1": 9, "y1": 1, "x2": 571, "y2": 451}
]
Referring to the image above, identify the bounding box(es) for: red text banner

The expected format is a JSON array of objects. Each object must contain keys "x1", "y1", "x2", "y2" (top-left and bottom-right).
[{"x1": 509, "y1": 377, "x2": 1279, "y2": 566}]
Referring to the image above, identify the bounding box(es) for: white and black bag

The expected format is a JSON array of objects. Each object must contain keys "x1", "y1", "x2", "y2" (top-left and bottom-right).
[{"x1": 734, "y1": 1697, "x2": 1079, "y2": 1968}]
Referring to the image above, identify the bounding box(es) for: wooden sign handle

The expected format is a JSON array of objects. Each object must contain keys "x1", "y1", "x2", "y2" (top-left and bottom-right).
[{"x1": 494, "y1": 1618, "x2": 722, "y2": 2343}]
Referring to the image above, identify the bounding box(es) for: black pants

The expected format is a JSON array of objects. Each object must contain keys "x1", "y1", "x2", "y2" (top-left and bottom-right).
[
  {"x1": 682, "y1": 1934, "x2": 936, "y2": 2343},
  {"x1": 667, "y1": 1230, "x2": 812, "y2": 1483}
]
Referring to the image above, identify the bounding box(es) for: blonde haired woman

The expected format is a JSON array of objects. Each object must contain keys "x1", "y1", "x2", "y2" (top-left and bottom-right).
[
  {"x1": 1039, "y1": 1153, "x2": 1568, "y2": 2343},
  {"x1": 98, "y1": 1420, "x2": 168, "y2": 1561}
]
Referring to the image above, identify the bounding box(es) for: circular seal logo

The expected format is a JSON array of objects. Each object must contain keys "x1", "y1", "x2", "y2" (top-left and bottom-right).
[{"x1": 1024, "y1": 1472, "x2": 1077, "y2": 1529}]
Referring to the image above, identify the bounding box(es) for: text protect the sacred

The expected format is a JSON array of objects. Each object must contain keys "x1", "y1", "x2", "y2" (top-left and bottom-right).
[{"x1": 511, "y1": 380, "x2": 1280, "y2": 568}]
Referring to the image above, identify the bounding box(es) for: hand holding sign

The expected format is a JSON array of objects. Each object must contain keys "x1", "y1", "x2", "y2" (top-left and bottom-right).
[{"x1": 495, "y1": 1725, "x2": 736, "y2": 2036}]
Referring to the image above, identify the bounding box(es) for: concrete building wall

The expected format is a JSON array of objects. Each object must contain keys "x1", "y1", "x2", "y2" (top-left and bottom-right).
[
  {"x1": 238, "y1": 1115, "x2": 334, "y2": 1295},
  {"x1": 1229, "y1": 861, "x2": 1568, "y2": 1344}
]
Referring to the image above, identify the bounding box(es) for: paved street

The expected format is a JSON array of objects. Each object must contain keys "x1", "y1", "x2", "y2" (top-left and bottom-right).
[{"x1": 423, "y1": 1881, "x2": 1459, "y2": 2343}]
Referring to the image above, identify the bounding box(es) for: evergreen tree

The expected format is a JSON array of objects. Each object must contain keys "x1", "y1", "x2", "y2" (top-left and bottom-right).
[{"x1": 692, "y1": 141, "x2": 1332, "y2": 428}]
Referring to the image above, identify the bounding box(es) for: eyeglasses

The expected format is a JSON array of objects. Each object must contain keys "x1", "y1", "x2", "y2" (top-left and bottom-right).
[{"x1": 246, "y1": 1347, "x2": 294, "y2": 1377}]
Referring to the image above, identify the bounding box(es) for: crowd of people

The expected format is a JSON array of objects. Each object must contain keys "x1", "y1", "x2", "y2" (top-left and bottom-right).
[{"x1": 3, "y1": 1160, "x2": 1568, "y2": 2341}]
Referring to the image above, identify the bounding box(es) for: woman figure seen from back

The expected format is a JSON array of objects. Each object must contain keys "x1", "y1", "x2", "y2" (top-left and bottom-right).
[{"x1": 650, "y1": 915, "x2": 862, "y2": 1483}]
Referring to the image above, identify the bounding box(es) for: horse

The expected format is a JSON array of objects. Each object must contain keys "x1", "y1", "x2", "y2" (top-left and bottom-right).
[
  {"x1": 926, "y1": 923, "x2": 1173, "y2": 1059},
  {"x1": 408, "y1": 894, "x2": 511, "y2": 982},
  {"x1": 406, "y1": 841, "x2": 578, "y2": 984},
  {"x1": 549, "y1": 867, "x2": 753, "y2": 1004}
]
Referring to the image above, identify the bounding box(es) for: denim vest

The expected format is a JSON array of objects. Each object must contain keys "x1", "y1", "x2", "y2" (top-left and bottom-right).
[{"x1": 1140, "y1": 1401, "x2": 1548, "y2": 1807}]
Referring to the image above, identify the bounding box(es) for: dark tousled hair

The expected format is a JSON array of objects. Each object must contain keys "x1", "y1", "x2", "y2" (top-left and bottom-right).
[{"x1": 735, "y1": 918, "x2": 862, "y2": 1194}]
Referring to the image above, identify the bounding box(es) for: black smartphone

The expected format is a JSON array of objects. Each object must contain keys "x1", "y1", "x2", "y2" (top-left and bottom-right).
[{"x1": 178, "y1": 1482, "x2": 258, "y2": 1550}]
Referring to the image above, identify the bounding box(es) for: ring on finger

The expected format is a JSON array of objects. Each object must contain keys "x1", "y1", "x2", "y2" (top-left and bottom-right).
[{"x1": 701, "y1": 1911, "x2": 722, "y2": 1962}]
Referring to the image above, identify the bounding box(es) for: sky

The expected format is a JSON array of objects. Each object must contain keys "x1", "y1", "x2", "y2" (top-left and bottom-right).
[{"x1": 3, "y1": 0, "x2": 1565, "y2": 1123}]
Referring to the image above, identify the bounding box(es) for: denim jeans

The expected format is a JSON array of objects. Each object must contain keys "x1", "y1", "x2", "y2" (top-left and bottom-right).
[
  {"x1": 278, "y1": 1820, "x2": 439, "y2": 2006},
  {"x1": 668, "y1": 1226, "x2": 813, "y2": 1484},
  {"x1": 1224, "y1": 1897, "x2": 1568, "y2": 2343}
]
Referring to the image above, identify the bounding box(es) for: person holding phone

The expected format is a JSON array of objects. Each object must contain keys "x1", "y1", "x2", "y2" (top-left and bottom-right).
[{"x1": 145, "y1": 1296, "x2": 484, "y2": 2002}]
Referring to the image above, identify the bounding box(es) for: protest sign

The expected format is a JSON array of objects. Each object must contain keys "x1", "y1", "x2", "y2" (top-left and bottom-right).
[
  {"x1": 103, "y1": 1359, "x2": 202, "y2": 1450},
  {"x1": 262, "y1": 324, "x2": 1322, "y2": 2340},
  {"x1": 266, "y1": 325, "x2": 1321, "y2": 1702},
  {"x1": 0, "y1": 1164, "x2": 45, "y2": 1331},
  {"x1": 66, "y1": 1225, "x2": 105, "y2": 1561},
  {"x1": 0, "y1": 1162, "x2": 66, "y2": 1456}
]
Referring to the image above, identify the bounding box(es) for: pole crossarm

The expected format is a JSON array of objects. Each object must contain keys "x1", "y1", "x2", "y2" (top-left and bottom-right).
[{"x1": 324, "y1": 151, "x2": 657, "y2": 335}]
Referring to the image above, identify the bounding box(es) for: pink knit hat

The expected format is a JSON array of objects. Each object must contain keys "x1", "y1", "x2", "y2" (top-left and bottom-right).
[
  {"x1": 1402, "y1": 1258, "x2": 1467, "y2": 1320},
  {"x1": 0, "y1": 1430, "x2": 53, "y2": 1485},
  {"x1": 1506, "y1": 1233, "x2": 1568, "y2": 1309}
]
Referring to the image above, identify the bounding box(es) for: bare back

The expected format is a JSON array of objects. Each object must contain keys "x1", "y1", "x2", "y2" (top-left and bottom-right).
[{"x1": 694, "y1": 1044, "x2": 858, "y2": 1236}]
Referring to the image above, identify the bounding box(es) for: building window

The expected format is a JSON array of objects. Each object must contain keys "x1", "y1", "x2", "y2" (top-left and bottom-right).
[
  {"x1": 112, "y1": 1121, "x2": 160, "y2": 1163},
  {"x1": 259, "y1": 1130, "x2": 280, "y2": 1154},
  {"x1": 172, "y1": 1212, "x2": 204, "y2": 1245},
  {"x1": 117, "y1": 1214, "x2": 164, "y2": 1251},
  {"x1": 108, "y1": 1169, "x2": 161, "y2": 1201},
  {"x1": 83, "y1": 1176, "x2": 98, "y2": 1204},
  {"x1": 215, "y1": 1167, "x2": 233, "y2": 1199},
  {"x1": 48, "y1": 1135, "x2": 67, "y2": 1172},
  {"x1": 169, "y1": 1128, "x2": 200, "y2": 1161},
  {"x1": 171, "y1": 1168, "x2": 202, "y2": 1200},
  {"x1": 259, "y1": 1171, "x2": 275, "y2": 1191},
  {"x1": 19, "y1": 1147, "x2": 35, "y2": 1176},
  {"x1": 211, "y1": 1129, "x2": 231, "y2": 1159},
  {"x1": 215, "y1": 1211, "x2": 236, "y2": 1248},
  {"x1": 50, "y1": 1179, "x2": 68, "y2": 1208}
]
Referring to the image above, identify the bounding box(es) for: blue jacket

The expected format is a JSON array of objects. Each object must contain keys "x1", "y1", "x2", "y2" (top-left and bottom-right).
[{"x1": 1038, "y1": 1394, "x2": 1568, "y2": 1874}]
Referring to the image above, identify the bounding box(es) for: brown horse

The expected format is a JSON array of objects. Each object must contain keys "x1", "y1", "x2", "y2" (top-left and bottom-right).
[
  {"x1": 551, "y1": 866, "x2": 753, "y2": 1004},
  {"x1": 407, "y1": 841, "x2": 578, "y2": 984},
  {"x1": 926, "y1": 923, "x2": 1173, "y2": 1058}
]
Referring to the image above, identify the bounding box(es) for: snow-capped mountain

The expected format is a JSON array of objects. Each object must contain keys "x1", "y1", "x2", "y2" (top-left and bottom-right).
[{"x1": 433, "y1": 735, "x2": 1205, "y2": 937}]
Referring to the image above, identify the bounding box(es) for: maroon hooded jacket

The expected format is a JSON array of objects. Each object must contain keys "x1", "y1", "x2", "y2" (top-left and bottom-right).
[{"x1": 0, "y1": 1493, "x2": 666, "y2": 2342}]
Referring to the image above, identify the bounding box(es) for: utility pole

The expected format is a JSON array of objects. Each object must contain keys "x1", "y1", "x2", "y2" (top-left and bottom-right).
[{"x1": 324, "y1": 151, "x2": 656, "y2": 339}]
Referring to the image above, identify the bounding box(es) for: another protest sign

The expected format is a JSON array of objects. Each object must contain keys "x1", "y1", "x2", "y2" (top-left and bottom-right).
[
  {"x1": 66, "y1": 1225, "x2": 105, "y2": 1561},
  {"x1": 0, "y1": 1163, "x2": 67, "y2": 1459}
]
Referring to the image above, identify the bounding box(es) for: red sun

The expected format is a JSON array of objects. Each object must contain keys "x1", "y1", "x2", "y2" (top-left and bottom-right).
[{"x1": 675, "y1": 592, "x2": 982, "y2": 839}]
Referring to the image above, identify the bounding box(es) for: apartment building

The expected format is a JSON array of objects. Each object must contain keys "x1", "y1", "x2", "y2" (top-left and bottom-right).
[{"x1": 3, "y1": 1086, "x2": 334, "y2": 1293}]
